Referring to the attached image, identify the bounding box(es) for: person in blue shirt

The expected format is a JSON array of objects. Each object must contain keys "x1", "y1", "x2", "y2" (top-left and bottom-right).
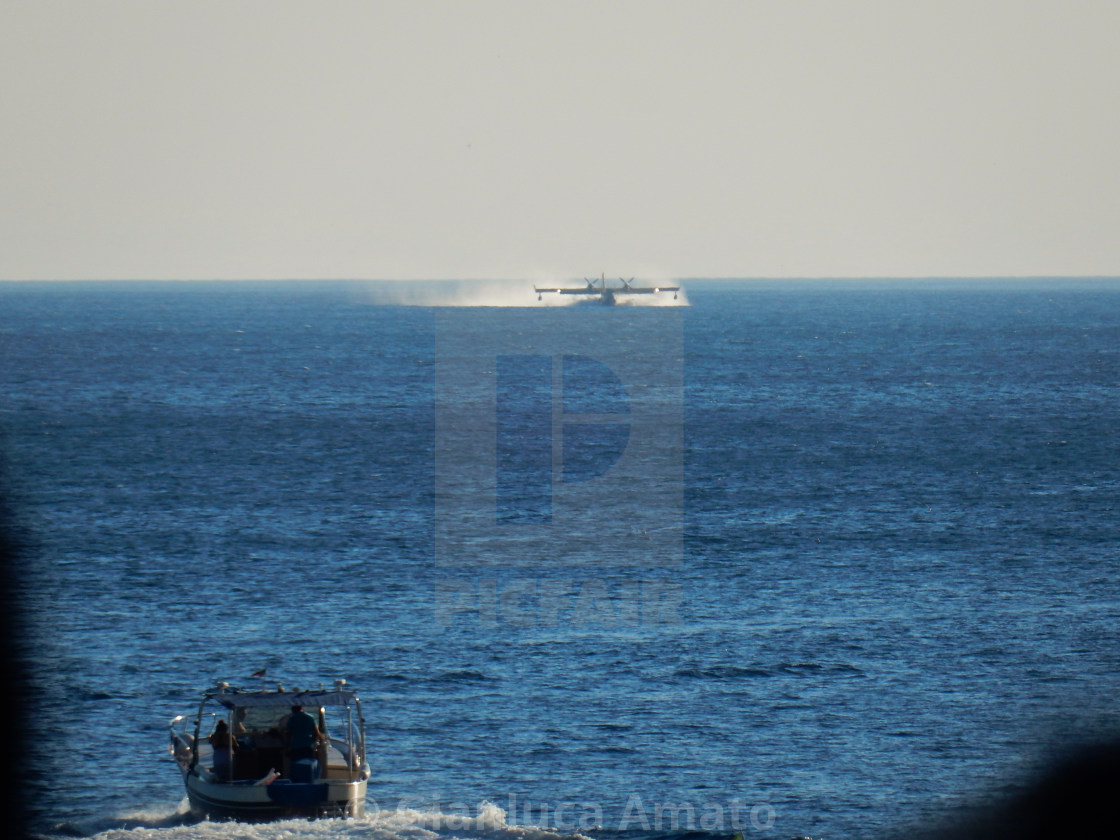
[{"x1": 285, "y1": 704, "x2": 323, "y2": 762}]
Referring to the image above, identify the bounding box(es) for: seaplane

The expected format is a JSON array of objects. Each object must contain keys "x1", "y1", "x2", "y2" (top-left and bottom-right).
[{"x1": 534, "y1": 274, "x2": 680, "y2": 305}]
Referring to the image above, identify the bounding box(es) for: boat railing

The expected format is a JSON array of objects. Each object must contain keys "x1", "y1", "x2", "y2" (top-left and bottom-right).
[
  {"x1": 168, "y1": 714, "x2": 195, "y2": 768},
  {"x1": 170, "y1": 711, "x2": 225, "y2": 774},
  {"x1": 327, "y1": 737, "x2": 371, "y2": 781},
  {"x1": 171, "y1": 697, "x2": 368, "y2": 784}
]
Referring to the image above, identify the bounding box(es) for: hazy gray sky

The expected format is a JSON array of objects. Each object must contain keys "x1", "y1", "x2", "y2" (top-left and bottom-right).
[{"x1": 3, "y1": 0, "x2": 1118, "y2": 280}]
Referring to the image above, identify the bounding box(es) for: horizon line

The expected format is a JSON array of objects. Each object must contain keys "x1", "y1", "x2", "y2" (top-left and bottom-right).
[{"x1": 2, "y1": 275, "x2": 1120, "y2": 284}]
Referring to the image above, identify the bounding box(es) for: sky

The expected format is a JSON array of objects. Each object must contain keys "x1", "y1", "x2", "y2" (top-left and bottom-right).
[{"x1": 2, "y1": 0, "x2": 1119, "y2": 281}]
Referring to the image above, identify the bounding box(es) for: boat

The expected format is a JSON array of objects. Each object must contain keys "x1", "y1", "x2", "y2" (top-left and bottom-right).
[{"x1": 169, "y1": 679, "x2": 370, "y2": 820}]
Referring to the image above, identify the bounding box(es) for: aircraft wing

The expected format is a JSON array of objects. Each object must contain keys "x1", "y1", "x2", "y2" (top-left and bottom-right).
[
  {"x1": 534, "y1": 286, "x2": 601, "y2": 295},
  {"x1": 614, "y1": 285, "x2": 679, "y2": 295}
]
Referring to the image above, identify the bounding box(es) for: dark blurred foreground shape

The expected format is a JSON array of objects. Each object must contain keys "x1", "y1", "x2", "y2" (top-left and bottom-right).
[
  {"x1": 1, "y1": 460, "x2": 29, "y2": 839},
  {"x1": 900, "y1": 739, "x2": 1120, "y2": 840}
]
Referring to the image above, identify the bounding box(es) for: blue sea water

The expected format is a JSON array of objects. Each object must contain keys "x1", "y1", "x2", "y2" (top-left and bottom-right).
[{"x1": 1, "y1": 278, "x2": 1119, "y2": 840}]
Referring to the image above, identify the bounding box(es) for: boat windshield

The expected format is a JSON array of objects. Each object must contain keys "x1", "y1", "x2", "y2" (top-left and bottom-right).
[
  {"x1": 236, "y1": 706, "x2": 292, "y2": 733},
  {"x1": 224, "y1": 705, "x2": 334, "y2": 736}
]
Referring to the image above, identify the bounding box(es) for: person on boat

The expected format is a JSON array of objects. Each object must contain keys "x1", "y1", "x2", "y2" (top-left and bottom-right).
[
  {"x1": 284, "y1": 704, "x2": 323, "y2": 762},
  {"x1": 209, "y1": 719, "x2": 232, "y2": 777}
]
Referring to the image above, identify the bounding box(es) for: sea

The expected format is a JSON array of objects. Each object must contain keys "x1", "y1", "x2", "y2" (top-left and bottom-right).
[{"x1": 1, "y1": 278, "x2": 1119, "y2": 840}]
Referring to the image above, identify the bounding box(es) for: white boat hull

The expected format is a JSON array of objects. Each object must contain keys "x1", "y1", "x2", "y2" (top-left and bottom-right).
[{"x1": 184, "y1": 770, "x2": 366, "y2": 820}]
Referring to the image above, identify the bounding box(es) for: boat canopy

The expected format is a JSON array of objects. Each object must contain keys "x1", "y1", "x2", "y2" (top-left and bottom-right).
[{"x1": 209, "y1": 690, "x2": 359, "y2": 709}]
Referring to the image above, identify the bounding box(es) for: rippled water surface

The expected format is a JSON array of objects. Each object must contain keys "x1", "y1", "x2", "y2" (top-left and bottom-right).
[{"x1": 2, "y1": 279, "x2": 1119, "y2": 839}]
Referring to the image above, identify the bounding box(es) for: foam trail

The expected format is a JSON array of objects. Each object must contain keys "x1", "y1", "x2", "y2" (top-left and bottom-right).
[{"x1": 69, "y1": 801, "x2": 592, "y2": 840}]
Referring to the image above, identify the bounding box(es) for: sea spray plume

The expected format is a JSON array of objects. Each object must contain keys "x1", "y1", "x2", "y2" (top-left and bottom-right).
[{"x1": 360, "y1": 279, "x2": 547, "y2": 307}]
